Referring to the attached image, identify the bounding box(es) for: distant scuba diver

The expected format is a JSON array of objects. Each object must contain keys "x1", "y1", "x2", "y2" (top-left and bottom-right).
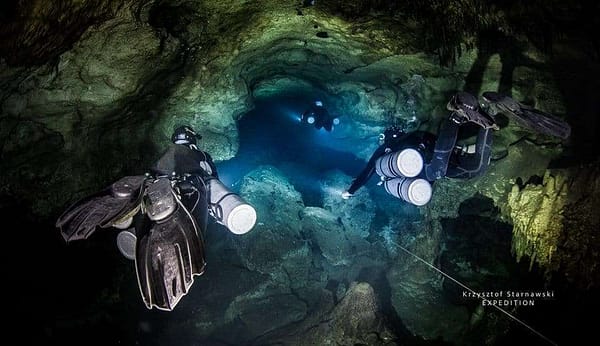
[
  {"x1": 56, "y1": 125, "x2": 257, "y2": 311},
  {"x1": 301, "y1": 100, "x2": 340, "y2": 131},
  {"x1": 341, "y1": 92, "x2": 571, "y2": 206}
]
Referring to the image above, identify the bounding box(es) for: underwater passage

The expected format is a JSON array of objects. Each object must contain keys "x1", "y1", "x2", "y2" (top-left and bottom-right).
[
  {"x1": 3, "y1": 2, "x2": 600, "y2": 345},
  {"x1": 56, "y1": 90, "x2": 570, "y2": 316}
]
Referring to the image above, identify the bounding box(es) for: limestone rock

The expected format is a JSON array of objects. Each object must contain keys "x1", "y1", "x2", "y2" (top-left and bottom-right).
[
  {"x1": 387, "y1": 261, "x2": 470, "y2": 343},
  {"x1": 330, "y1": 282, "x2": 391, "y2": 338},
  {"x1": 301, "y1": 206, "x2": 354, "y2": 266},
  {"x1": 322, "y1": 282, "x2": 396, "y2": 345},
  {"x1": 322, "y1": 170, "x2": 376, "y2": 238},
  {"x1": 267, "y1": 282, "x2": 397, "y2": 346},
  {"x1": 2, "y1": 6, "x2": 176, "y2": 123},
  {"x1": 0, "y1": 0, "x2": 126, "y2": 66},
  {"x1": 507, "y1": 162, "x2": 600, "y2": 287},
  {"x1": 223, "y1": 284, "x2": 308, "y2": 338},
  {"x1": 0, "y1": 3, "x2": 181, "y2": 213},
  {"x1": 235, "y1": 165, "x2": 306, "y2": 275}
]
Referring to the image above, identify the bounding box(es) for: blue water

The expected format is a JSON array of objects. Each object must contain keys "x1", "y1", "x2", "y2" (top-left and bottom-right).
[{"x1": 217, "y1": 93, "x2": 367, "y2": 206}]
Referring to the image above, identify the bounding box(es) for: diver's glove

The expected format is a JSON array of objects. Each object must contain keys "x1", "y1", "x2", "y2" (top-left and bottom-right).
[{"x1": 341, "y1": 191, "x2": 354, "y2": 200}]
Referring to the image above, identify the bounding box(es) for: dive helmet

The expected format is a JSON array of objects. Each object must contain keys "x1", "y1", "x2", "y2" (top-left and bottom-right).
[{"x1": 172, "y1": 125, "x2": 202, "y2": 145}]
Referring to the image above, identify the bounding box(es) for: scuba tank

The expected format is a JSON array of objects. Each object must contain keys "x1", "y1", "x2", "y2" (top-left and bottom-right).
[
  {"x1": 373, "y1": 130, "x2": 432, "y2": 206},
  {"x1": 206, "y1": 177, "x2": 257, "y2": 234},
  {"x1": 116, "y1": 229, "x2": 137, "y2": 260},
  {"x1": 384, "y1": 177, "x2": 432, "y2": 206},
  {"x1": 375, "y1": 148, "x2": 424, "y2": 178}
]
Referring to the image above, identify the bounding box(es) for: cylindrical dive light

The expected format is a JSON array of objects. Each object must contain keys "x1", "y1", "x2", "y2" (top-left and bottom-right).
[
  {"x1": 206, "y1": 177, "x2": 257, "y2": 234},
  {"x1": 375, "y1": 148, "x2": 423, "y2": 178},
  {"x1": 384, "y1": 177, "x2": 432, "y2": 206}
]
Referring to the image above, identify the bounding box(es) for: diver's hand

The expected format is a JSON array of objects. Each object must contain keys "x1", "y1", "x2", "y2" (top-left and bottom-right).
[{"x1": 341, "y1": 191, "x2": 354, "y2": 200}]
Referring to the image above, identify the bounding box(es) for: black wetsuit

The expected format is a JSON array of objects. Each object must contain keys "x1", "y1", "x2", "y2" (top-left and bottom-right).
[
  {"x1": 424, "y1": 119, "x2": 493, "y2": 181},
  {"x1": 347, "y1": 118, "x2": 493, "y2": 194},
  {"x1": 151, "y1": 144, "x2": 218, "y2": 178},
  {"x1": 150, "y1": 143, "x2": 219, "y2": 224}
]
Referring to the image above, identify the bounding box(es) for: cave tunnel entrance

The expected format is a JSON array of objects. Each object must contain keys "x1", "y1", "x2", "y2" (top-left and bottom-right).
[{"x1": 217, "y1": 90, "x2": 367, "y2": 207}]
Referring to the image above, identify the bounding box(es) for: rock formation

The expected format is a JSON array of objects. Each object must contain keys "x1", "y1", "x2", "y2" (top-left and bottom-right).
[{"x1": 508, "y1": 162, "x2": 600, "y2": 288}]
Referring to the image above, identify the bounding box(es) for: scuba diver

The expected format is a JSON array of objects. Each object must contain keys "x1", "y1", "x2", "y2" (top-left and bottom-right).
[
  {"x1": 301, "y1": 100, "x2": 340, "y2": 131},
  {"x1": 342, "y1": 91, "x2": 571, "y2": 206},
  {"x1": 56, "y1": 125, "x2": 257, "y2": 311}
]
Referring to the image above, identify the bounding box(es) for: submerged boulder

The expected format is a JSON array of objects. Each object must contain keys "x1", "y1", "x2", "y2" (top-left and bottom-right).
[
  {"x1": 320, "y1": 281, "x2": 396, "y2": 345},
  {"x1": 223, "y1": 283, "x2": 308, "y2": 338},
  {"x1": 265, "y1": 282, "x2": 397, "y2": 345},
  {"x1": 322, "y1": 170, "x2": 376, "y2": 238},
  {"x1": 302, "y1": 206, "x2": 361, "y2": 267},
  {"x1": 387, "y1": 259, "x2": 470, "y2": 343},
  {"x1": 208, "y1": 165, "x2": 319, "y2": 341},
  {"x1": 235, "y1": 165, "x2": 306, "y2": 275}
]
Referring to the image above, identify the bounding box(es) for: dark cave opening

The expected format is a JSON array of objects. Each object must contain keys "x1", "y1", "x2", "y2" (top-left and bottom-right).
[{"x1": 217, "y1": 91, "x2": 367, "y2": 207}]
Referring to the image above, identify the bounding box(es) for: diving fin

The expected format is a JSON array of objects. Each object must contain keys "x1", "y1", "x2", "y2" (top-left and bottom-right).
[
  {"x1": 135, "y1": 179, "x2": 206, "y2": 311},
  {"x1": 482, "y1": 91, "x2": 571, "y2": 139},
  {"x1": 56, "y1": 175, "x2": 146, "y2": 242}
]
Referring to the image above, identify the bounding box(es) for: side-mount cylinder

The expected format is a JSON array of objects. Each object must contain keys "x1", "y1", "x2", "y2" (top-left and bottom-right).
[{"x1": 206, "y1": 177, "x2": 257, "y2": 234}]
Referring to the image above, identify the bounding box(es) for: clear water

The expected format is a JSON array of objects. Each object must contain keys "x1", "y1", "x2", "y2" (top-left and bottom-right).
[{"x1": 217, "y1": 92, "x2": 368, "y2": 207}]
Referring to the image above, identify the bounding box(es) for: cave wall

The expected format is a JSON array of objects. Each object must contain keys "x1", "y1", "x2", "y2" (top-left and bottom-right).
[
  {"x1": 1, "y1": 0, "x2": 568, "y2": 217},
  {"x1": 0, "y1": 0, "x2": 129, "y2": 66}
]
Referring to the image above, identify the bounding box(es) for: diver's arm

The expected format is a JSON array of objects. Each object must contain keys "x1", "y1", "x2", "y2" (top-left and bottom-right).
[
  {"x1": 204, "y1": 152, "x2": 219, "y2": 179},
  {"x1": 346, "y1": 145, "x2": 387, "y2": 195}
]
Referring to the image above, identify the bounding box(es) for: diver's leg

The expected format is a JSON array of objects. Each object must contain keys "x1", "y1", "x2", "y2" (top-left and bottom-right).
[
  {"x1": 446, "y1": 127, "x2": 493, "y2": 179},
  {"x1": 180, "y1": 175, "x2": 209, "y2": 232},
  {"x1": 135, "y1": 177, "x2": 207, "y2": 311},
  {"x1": 482, "y1": 92, "x2": 570, "y2": 139},
  {"x1": 424, "y1": 119, "x2": 460, "y2": 181}
]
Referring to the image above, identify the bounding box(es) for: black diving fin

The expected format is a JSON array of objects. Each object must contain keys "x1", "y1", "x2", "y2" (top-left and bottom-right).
[
  {"x1": 482, "y1": 91, "x2": 571, "y2": 139},
  {"x1": 58, "y1": 173, "x2": 209, "y2": 311},
  {"x1": 56, "y1": 175, "x2": 146, "y2": 242},
  {"x1": 135, "y1": 178, "x2": 206, "y2": 311}
]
